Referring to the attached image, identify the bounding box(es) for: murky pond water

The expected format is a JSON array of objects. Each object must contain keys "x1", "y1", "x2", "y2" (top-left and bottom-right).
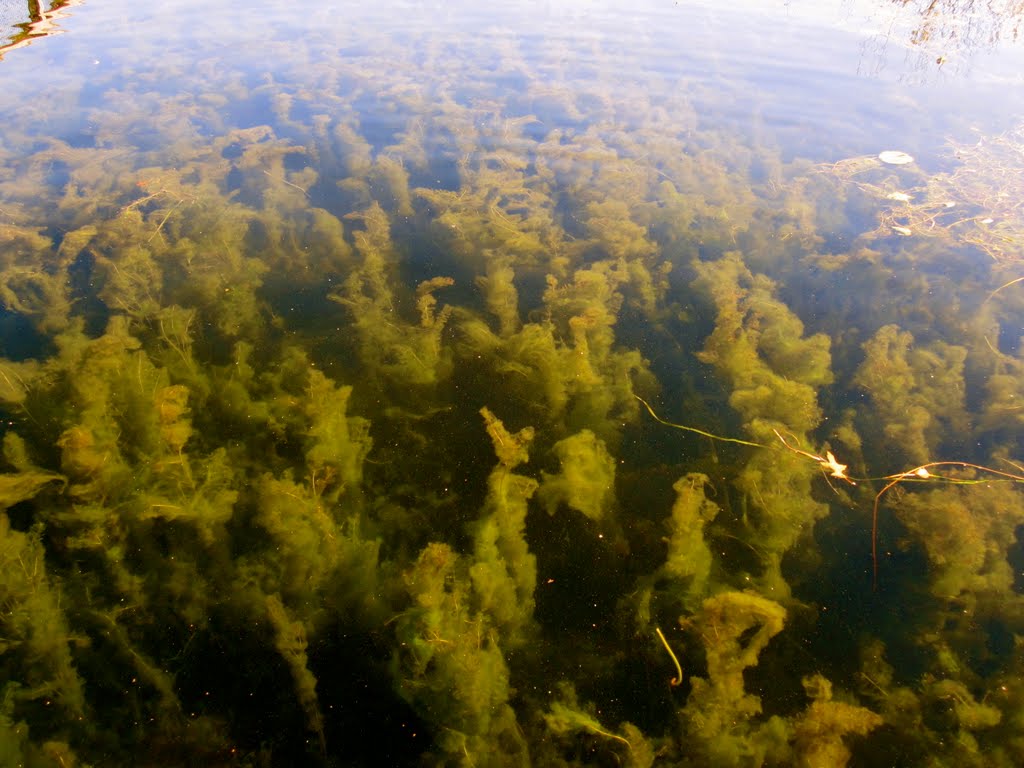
[{"x1": 2, "y1": 1, "x2": 1024, "y2": 765}]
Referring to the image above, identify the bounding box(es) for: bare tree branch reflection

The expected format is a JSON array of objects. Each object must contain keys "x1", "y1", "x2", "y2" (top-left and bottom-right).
[
  {"x1": 852, "y1": 0, "x2": 1024, "y2": 80},
  {"x1": 902, "y1": 0, "x2": 1023, "y2": 48}
]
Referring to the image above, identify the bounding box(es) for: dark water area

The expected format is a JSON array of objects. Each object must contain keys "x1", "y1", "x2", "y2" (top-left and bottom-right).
[{"x1": 2, "y1": 1, "x2": 1024, "y2": 766}]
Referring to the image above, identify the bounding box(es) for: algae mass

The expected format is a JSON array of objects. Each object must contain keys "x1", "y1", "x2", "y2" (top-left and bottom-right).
[{"x1": 3, "y1": 3, "x2": 1024, "y2": 766}]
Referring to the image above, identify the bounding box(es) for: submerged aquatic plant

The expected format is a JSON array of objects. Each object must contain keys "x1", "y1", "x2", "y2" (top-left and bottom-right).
[{"x1": 3, "y1": 19, "x2": 1024, "y2": 767}]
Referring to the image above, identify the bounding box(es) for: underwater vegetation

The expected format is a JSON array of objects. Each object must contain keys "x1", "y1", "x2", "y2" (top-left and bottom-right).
[{"x1": 4, "y1": 14, "x2": 1024, "y2": 768}]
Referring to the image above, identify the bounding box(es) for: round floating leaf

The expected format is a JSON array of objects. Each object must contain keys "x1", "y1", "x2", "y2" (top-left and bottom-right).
[{"x1": 878, "y1": 150, "x2": 914, "y2": 165}]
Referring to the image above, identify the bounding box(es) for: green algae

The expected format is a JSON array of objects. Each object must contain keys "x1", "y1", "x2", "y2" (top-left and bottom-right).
[{"x1": 1, "y1": 15, "x2": 1024, "y2": 768}]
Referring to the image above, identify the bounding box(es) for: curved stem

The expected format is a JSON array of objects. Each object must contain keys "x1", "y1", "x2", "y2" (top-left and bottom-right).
[{"x1": 655, "y1": 626, "x2": 683, "y2": 687}]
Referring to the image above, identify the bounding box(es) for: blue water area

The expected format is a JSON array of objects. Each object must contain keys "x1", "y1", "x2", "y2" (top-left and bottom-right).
[{"x1": 2, "y1": 1, "x2": 1024, "y2": 766}]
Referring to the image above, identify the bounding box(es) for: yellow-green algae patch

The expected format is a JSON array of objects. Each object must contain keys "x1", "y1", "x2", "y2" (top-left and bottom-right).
[{"x1": 2, "y1": 17, "x2": 1024, "y2": 766}]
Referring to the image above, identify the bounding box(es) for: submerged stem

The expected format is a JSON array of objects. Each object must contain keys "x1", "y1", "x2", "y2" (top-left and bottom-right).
[{"x1": 655, "y1": 626, "x2": 683, "y2": 687}]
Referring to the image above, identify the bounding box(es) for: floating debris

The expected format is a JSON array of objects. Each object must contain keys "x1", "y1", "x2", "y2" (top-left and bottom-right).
[
  {"x1": 815, "y1": 125, "x2": 1024, "y2": 261},
  {"x1": 878, "y1": 150, "x2": 914, "y2": 165}
]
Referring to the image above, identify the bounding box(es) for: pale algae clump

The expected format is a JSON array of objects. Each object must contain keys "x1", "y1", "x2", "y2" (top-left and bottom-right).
[
  {"x1": 663, "y1": 473, "x2": 719, "y2": 601},
  {"x1": 537, "y1": 429, "x2": 616, "y2": 521}
]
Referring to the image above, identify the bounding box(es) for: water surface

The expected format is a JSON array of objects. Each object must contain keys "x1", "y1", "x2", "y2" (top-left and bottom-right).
[{"x1": 2, "y1": 1, "x2": 1024, "y2": 766}]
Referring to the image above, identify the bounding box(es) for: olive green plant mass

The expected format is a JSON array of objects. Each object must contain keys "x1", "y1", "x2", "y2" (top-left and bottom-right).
[{"x1": 3, "y1": 18, "x2": 1024, "y2": 768}]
